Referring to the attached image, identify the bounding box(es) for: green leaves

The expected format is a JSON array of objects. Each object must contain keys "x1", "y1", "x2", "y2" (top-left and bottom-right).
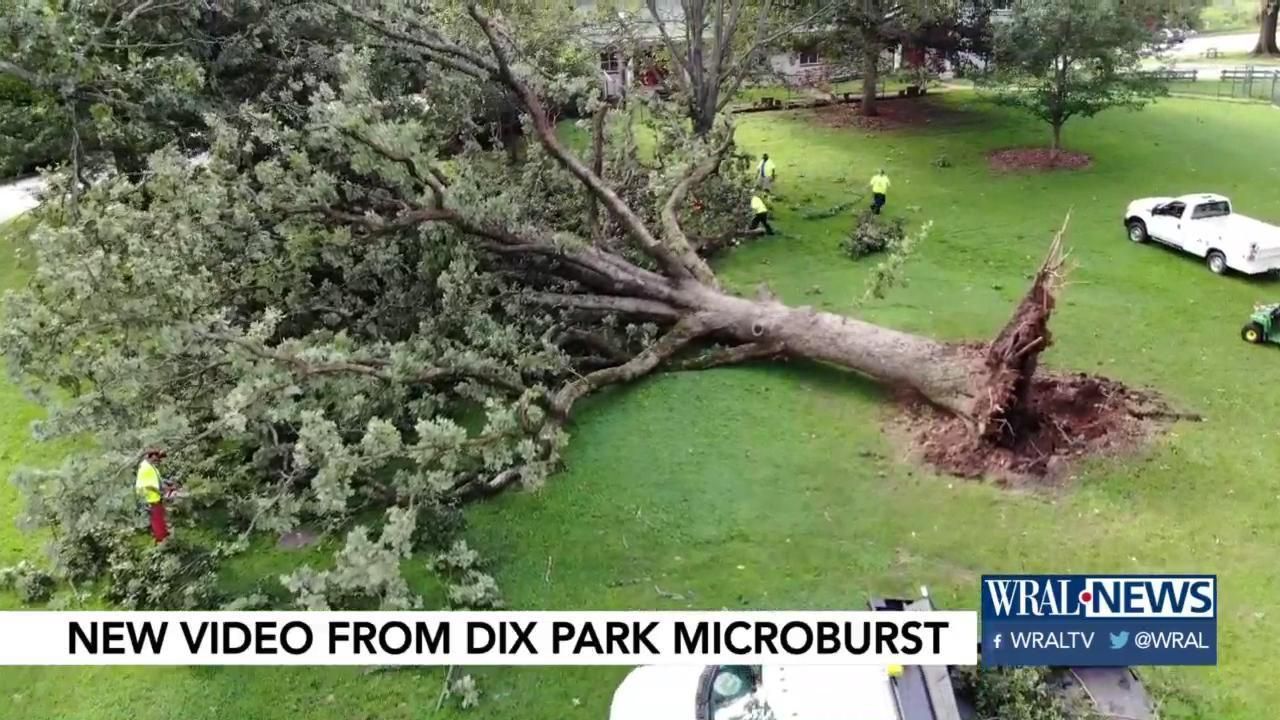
[
  {"x1": 0, "y1": 2, "x2": 759, "y2": 614},
  {"x1": 982, "y1": 0, "x2": 1167, "y2": 146}
]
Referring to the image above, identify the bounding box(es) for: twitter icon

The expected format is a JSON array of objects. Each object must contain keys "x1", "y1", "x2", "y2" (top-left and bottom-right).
[{"x1": 1109, "y1": 631, "x2": 1130, "y2": 650}]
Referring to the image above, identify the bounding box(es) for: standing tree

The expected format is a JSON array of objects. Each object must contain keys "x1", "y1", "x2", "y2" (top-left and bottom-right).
[
  {"x1": 903, "y1": 0, "x2": 995, "y2": 80},
  {"x1": 823, "y1": 0, "x2": 942, "y2": 117},
  {"x1": 3, "y1": 1, "x2": 1152, "y2": 608},
  {"x1": 984, "y1": 0, "x2": 1166, "y2": 153},
  {"x1": 631, "y1": 0, "x2": 836, "y2": 134},
  {"x1": 1254, "y1": 0, "x2": 1279, "y2": 56}
]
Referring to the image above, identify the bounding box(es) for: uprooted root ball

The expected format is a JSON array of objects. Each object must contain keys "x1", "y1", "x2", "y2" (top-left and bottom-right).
[{"x1": 901, "y1": 374, "x2": 1196, "y2": 483}]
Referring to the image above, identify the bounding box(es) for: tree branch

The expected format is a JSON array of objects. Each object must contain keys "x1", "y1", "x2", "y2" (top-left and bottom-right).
[
  {"x1": 524, "y1": 292, "x2": 683, "y2": 320},
  {"x1": 587, "y1": 103, "x2": 608, "y2": 240},
  {"x1": 320, "y1": 1, "x2": 496, "y2": 80},
  {"x1": 465, "y1": 4, "x2": 714, "y2": 285},
  {"x1": 660, "y1": 128, "x2": 735, "y2": 266},
  {"x1": 550, "y1": 313, "x2": 719, "y2": 416},
  {"x1": 555, "y1": 329, "x2": 633, "y2": 365},
  {"x1": 296, "y1": 193, "x2": 680, "y2": 303},
  {"x1": 0, "y1": 59, "x2": 43, "y2": 87},
  {"x1": 210, "y1": 332, "x2": 529, "y2": 396},
  {"x1": 674, "y1": 341, "x2": 785, "y2": 370},
  {"x1": 307, "y1": 205, "x2": 454, "y2": 233},
  {"x1": 692, "y1": 227, "x2": 766, "y2": 257}
]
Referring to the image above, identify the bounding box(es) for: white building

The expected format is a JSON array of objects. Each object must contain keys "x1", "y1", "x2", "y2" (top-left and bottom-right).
[
  {"x1": 575, "y1": 0, "x2": 849, "y2": 99},
  {"x1": 575, "y1": 0, "x2": 1004, "y2": 99}
]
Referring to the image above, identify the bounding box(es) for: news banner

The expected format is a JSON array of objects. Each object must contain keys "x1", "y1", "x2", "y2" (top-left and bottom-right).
[{"x1": 0, "y1": 576, "x2": 1215, "y2": 666}]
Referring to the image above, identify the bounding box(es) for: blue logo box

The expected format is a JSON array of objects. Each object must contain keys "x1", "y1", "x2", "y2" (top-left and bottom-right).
[{"x1": 980, "y1": 574, "x2": 1217, "y2": 667}]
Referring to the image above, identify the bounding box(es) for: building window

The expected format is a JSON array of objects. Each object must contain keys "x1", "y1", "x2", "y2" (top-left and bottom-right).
[
  {"x1": 600, "y1": 51, "x2": 621, "y2": 73},
  {"x1": 798, "y1": 50, "x2": 820, "y2": 66}
]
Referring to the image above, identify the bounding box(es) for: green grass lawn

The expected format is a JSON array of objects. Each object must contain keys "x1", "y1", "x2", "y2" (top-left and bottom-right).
[
  {"x1": 7, "y1": 93, "x2": 1280, "y2": 719},
  {"x1": 1209, "y1": 51, "x2": 1280, "y2": 66}
]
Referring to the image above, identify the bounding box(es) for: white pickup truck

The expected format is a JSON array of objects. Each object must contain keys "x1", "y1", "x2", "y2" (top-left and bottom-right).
[{"x1": 1124, "y1": 194, "x2": 1280, "y2": 275}]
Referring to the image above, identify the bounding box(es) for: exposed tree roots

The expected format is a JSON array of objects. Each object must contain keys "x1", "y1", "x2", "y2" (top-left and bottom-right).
[
  {"x1": 900, "y1": 373, "x2": 1193, "y2": 483},
  {"x1": 896, "y1": 219, "x2": 1199, "y2": 483}
]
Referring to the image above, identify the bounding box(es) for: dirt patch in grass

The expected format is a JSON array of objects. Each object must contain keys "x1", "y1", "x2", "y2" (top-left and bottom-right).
[
  {"x1": 894, "y1": 374, "x2": 1196, "y2": 485},
  {"x1": 988, "y1": 148, "x2": 1092, "y2": 172},
  {"x1": 809, "y1": 97, "x2": 973, "y2": 131}
]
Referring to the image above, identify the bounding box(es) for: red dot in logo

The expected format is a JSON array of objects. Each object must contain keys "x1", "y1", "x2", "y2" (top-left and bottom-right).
[{"x1": 1080, "y1": 591, "x2": 1093, "y2": 603}]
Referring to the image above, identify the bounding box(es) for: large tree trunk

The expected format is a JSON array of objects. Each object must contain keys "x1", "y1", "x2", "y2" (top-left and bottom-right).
[
  {"x1": 861, "y1": 39, "x2": 881, "y2": 117},
  {"x1": 714, "y1": 292, "x2": 981, "y2": 415},
  {"x1": 1255, "y1": 1, "x2": 1280, "y2": 56},
  {"x1": 1051, "y1": 122, "x2": 1063, "y2": 153},
  {"x1": 646, "y1": 235, "x2": 1068, "y2": 434}
]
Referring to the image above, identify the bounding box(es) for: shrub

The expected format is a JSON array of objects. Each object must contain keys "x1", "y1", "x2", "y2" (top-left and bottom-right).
[
  {"x1": 435, "y1": 540, "x2": 504, "y2": 609},
  {"x1": 103, "y1": 537, "x2": 222, "y2": 610},
  {"x1": 0, "y1": 561, "x2": 56, "y2": 604},
  {"x1": 449, "y1": 674, "x2": 482, "y2": 710},
  {"x1": 842, "y1": 211, "x2": 906, "y2": 259},
  {"x1": 952, "y1": 666, "x2": 1088, "y2": 720},
  {"x1": 860, "y1": 221, "x2": 929, "y2": 303},
  {"x1": 412, "y1": 497, "x2": 467, "y2": 551}
]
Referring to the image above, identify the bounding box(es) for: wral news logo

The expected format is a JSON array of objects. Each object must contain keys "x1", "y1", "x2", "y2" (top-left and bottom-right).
[{"x1": 980, "y1": 575, "x2": 1217, "y2": 667}]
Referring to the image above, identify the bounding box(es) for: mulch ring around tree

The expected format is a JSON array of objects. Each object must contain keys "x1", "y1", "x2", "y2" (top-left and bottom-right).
[
  {"x1": 809, "y1": 97, "x2": 972, "y2": 131},
  {"x1": 988, "y1": 148, "x2": 1092, "y2": 173},
  {"x1": 893, "y1": 373, "x2": 1199, "y2": 486}
]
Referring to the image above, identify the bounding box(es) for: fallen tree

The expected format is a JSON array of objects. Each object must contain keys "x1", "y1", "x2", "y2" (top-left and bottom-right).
[{"x1": 1, "y1": 2, "x2": 1155, "y2": 608}]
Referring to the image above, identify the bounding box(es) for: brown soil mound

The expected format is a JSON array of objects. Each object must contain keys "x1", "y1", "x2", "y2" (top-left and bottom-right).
[
  {"x1": 900, "y1": 374, "x2": 1196, "y2": 484},
  {"x1": 812, "y1": 98, "x2": 969, "y2": 131},
  {"x1": 988, "y1": 148, "x2": 1092, "y2": 172}
]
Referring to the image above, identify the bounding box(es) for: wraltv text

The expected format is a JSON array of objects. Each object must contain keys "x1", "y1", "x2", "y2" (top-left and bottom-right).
[{"x1": 0, "y1": 611, "x2": 981, "y2": 666}]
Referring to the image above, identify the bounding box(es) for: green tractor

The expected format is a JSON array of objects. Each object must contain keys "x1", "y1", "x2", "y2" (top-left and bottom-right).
[{"x1": 1242, "y1": 303, "x2": 1280, "y2": 345}]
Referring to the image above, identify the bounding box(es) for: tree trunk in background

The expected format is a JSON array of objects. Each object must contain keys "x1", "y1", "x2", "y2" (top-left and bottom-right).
[
  {"x1": 1255, "y1": 1, "x2": 1280, "y2": 56},
  {"x1": 1051, "y1": 122, "x2": 1063, "y2": 153},
  {"x1": 861, "y1": 39, "x2": 881, "y2": 117},
  {"x1": 692, "y1": 93, "x2": 718, "y2": 137}
]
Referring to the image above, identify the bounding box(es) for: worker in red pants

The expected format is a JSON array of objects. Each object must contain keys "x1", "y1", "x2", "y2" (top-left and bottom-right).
[{"x1": 136, "y1": 449, "x2": 169, "y2": 543}]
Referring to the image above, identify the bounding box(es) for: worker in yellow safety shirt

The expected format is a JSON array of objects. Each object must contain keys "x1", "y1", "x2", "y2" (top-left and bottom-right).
[
  {"x1": 136, "y1": 449, "x2": 169, "y2": 543},
  {"x1": 749, "y1": 194, "x2": 775, "y2": 236},
  {"x1": 869, "y1": 169, "x2": 891, "y2": 215},
  {"x1": 757, "y1": 153, "x2": 776, "y2": 191}
]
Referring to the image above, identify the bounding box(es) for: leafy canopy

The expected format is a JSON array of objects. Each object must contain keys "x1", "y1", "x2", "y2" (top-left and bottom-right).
[
  {"x1": 983, "y1": 0, "x2": 1165, "y2": 146},
  {"x1": 1, "y1": 1, "x2": 756, "y2": 610}
]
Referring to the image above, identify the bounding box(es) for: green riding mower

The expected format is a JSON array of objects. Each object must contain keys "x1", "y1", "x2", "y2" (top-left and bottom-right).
[{"x1": 1242, "y1": 303, "x2": 1280, "y2": 345}]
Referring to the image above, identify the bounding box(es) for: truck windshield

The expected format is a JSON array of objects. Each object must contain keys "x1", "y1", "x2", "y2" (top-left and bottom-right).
[{"x1": 1191, "y1": 201, "x2": 1230, "y2": 219}]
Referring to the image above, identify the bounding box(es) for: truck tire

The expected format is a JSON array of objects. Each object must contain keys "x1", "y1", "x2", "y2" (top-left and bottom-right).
[
  {"x1": 1126, "y1": 219, "x2": 1148, "y2": 243},
  {"x1": 1243, "y1": 323, "x2": 1265, "y2": 343},
  {"x1": 1207, "y1": 251, "x2": 1227, "y2": 275}
]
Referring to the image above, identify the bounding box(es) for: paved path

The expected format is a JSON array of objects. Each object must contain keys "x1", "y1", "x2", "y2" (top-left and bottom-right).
[
  {"x1": 1170, "y1": 32, "x2": 1257, "y2": 60},
  {"x1": 0, "y1": 176, "x2": 45, "y2": 225},
  {"x1": 0, "y1": 152, "x2": 209, "y2": 226}
]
